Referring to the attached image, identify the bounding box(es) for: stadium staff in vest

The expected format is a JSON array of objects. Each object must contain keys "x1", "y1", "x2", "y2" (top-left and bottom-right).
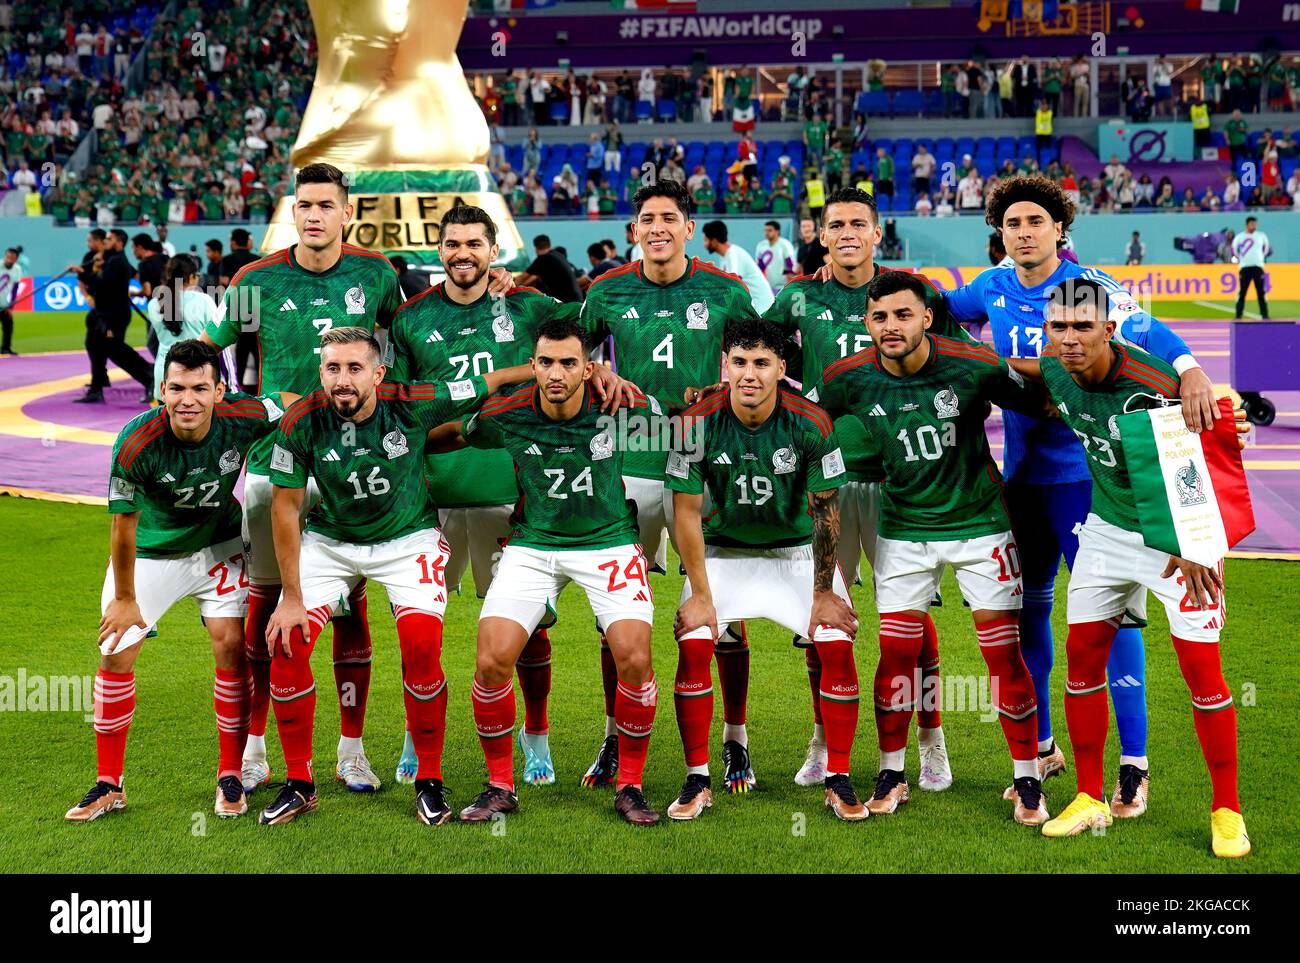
[
  {"x1": 1035, "y1": 99, "x2": 1054, "y2": 155},
  {"x1": 1190, "y1": 98, "x2": 1212, "y2": 150}
]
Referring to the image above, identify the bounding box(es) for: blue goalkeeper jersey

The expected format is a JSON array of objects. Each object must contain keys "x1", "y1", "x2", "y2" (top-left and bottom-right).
[{"x1": 944, "y1": 260, "x2": 1196, "y2": 485}]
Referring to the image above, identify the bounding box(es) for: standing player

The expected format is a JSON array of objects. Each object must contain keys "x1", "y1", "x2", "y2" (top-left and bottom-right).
[
  {"x1": 813, "y1": 272, "x2": 1048, "y2": 825},
  {"x1": 261, "y1": 327, "x2": 523, "y2": 826},
  {"x1": 65, "y1": 340, "x2": 288, "y2": 822},
  {"x1": 767, "y1": 186, "x2": 976, "y2": 790},
  {"x1": 577, "y1": 179, "x2": 759, "y2": 792},
  {"x1": 431, "y1": 318, "x2": 662, "y2": 826},
  {"x1": 203, "y1": 163, "x2": 405, "y2": 795},
  {"x1": 666, "y1": 319, "x2": 866, "y2": 821},
  {"x1": 1035, "y1": 279, "x2": 1248, "y2": 857},
  {"x1": 943, "y1": 174, "x2": 1217, "y2": 814}
]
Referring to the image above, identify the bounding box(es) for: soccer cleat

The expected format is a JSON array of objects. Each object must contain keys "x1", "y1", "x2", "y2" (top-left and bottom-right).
[
  {"x1": 614, "y1": 785, "x2": 661, "y2": 826},
  {"x1": 1008, "y1": 776, "x2": 1049, "y2": 826},
  {"x1": 1110, "y1": 764, "x2": 1150, "y2": 818},
  {"x1": 722, "y1": 740, "x2": 757, "y2": 793},
  {"x1": 241, "y1": 757, "x2": 270, "y2": 795},
  {"x1": 867, "y1": 769, "x2": 909, "y2": 815},
  {"x1": 415, "y1": 779, "x2": 453, "y2": 827},
  {"x1": 580, "y1": 734, "x2": 619, "y2": 788},
  {"x1": 519, "y1": 730, "x2": 557, "y2": 786},
  {"x1": 918, "y1": 735, "x2": 953, "y2": 792},
  {"x1": 1210, "y1": 808, "x2": 1250, "y2": 858},
  {"x1": 824, "y1": 774, "x2": 869, "y2": 821},
  {"x1": 1041, "y1": 792, "x2": 1112, "y2": 838},
  {"x1": 459, "y1": 785, "x2": 519, "y2": 823},
  {"x1": 259, "y1": 781, "x2": 318, "y2": 826},
  {"x1": 667, "y1": 774, "x2": 714, "y2": 821},
  {"x1": 1037, "y1": 741, "x2": 1068, "y2": 781},
  {"x1": 65, "y1": 781, "x2": 126, "y2": 822},
  {"x1": 214, "y1": 775, "x2": 248, "y2": 818},
  {"x1": 336, "y1": 752, "x2": 381, "y2": 792},
  {"x1": 395, "y1": 731, "x2": 417, "y2": 785},
  {"x1": 794, "y1": 736, "x2": 827, "y2": 787}
]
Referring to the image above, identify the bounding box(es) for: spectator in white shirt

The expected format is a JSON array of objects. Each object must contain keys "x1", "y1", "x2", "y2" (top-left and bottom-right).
[
  {"x1": 934, "y1": 187, "x2": 956, "y2": 217},
  {"x1": 11, "y1": 160, "x2": 37, "y2": 192},
  {"x1": 701, "y1": 220, "x2": 775, "y2": 313},
  {"x1": 208, "y1": 41, "x2": 227, "y2": 73},
  {"x1": 1287, "y1": 169, "x2": 1300, "y2": 208},
  {"x1": 1102, "y1": 154, "x2": 1128, "y2": 185},
  {"x1": 75, "y1": 25, "x2": 95, "y2": 72},
  {"x1": 914, "y1": 192, "x2": 933, "y2": 216},
  {"x1": 911, "y1": 145, "x2": 937, "y2": 195},
  {"x1": 957, "y1": 171, "x2": 984, "y2": 210},
  {"x1": 754, "y1": 220, "x2": 796, "y2": 293}
]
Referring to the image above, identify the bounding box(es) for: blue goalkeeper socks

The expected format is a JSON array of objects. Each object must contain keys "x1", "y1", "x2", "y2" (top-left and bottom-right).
[
  {"x1": 1018, "y1": 586, "x2": 1056, "y2": 745},
  {"x1": 1107, "y1": 626, "x2": 1148, "y2": 759}
]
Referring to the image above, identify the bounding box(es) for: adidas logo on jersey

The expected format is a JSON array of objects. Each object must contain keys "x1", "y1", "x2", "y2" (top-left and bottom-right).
[
  {"x1": 868, "y1": 404, "x2": 887, "y2": 417},
  {"x1": 816, "y1": 309, "x2": 834, "y2": 321},
  {"x1": 323, "y1": 449, "x2": 341, "y2": 462},
  {"x1": 712, "y1": 453, "x2": 732, "y2": 465},
  {"x1": 158, "y1": 472, "x2": 175, "y2": 483},
  {"x1": 280, "y1": 299, "x2": 297, "y2": 311},
  {"x1": 425, "y1": 331, "x2": 445, "y2": 343},
  {"x1": 621, "y1": 308, "x2": 639, "y2": 319},
  {"x1": 524, "y1": 444, "x2": 543, "y2": 456},
  {"x1": 632, "y1": 590, "x2": 650, "y2": 602},
  {"x1": 992, "y1": 296, "x2": 1006, "y2": 308}
]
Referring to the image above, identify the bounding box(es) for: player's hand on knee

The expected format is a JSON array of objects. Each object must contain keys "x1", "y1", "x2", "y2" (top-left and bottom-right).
[
  {"x1": 674, "y1": 595, "x2": 718, "y2": 641},
  {"x1": 810, "y1": 590, "x2": 858, "y2": 641},
  {"x1": 1162, "y1": 556, "x2": 1222, "y2": 608},
  {"x1": 1177, "y1": 367, "x2": 1217, "y2": 434},
  {"x1": 99, "y1": 598, "x2": 146, "y2": 653},
  {"x1": 268, "y1": 599, "x2": 310, "y2": 657}
]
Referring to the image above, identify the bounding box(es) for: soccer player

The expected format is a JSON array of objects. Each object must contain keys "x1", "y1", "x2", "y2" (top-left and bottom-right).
[
  {"x1": 386, "y1": 204, "x2": 632, "y2": 787},
  {"x1": 66, "y1": 340, "x2": 289, "y2": 822},
  {"x1": 666, "y1": 319, "x2": 865, "y2": 821},
  {"x1": 260, "y1": 327, "x2": 524, "y2": 826},
  {"x1": 943, "y1": 174, "x2": 1217, "y2": 815},
  {"x1": 433, "y1": 317, "x2": 662, "y2": 826},
  {"x1": 576, "y1": 178, "x2": 759, "y2": 792},
  {"x1": 767, "y1": 186, "x2": 977, "y2": 790},
  {"x1": 203, "y1": 162, "x2": 405, "y2": 796},
  {"x1": 1036, "y1": 278, "x2": 1249, "y2": 857},
  {"x1": 813, "y1": 271, "x2": 1048, "y2": 825}
]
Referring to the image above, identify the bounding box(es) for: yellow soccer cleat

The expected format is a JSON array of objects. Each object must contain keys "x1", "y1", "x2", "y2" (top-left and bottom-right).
[
  {"x1": 1041, "y1": 792, "x2": 1112, "y2": 838},
  {"x1": 1210, "y1": 808, "x2": 1251, "y2": 858}
]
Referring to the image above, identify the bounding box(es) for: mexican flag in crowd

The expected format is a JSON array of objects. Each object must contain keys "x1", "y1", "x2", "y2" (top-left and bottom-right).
[
  {"x1": 1184, "y1": 0, "x2": 1239, "y2": 12},
  {"x1": 1120, "y1": 398, "x2": 1255, "y2": 567}
]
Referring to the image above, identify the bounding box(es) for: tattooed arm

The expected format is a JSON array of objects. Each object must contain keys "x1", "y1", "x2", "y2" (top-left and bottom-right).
[{"x1": 808, "y1": 489, "x2": 858, "y2": 640}]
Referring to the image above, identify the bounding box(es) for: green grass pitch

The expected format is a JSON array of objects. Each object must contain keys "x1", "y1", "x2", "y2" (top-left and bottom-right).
[{"x1": 1, "y1": 498, "x2": 1295, "y2": 873}]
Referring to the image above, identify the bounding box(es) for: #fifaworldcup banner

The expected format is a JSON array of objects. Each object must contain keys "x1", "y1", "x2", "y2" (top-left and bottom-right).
[
  {"x1": 1119, "y1": 398, "x2": 1255, "y2": 567},
  {"x1": 917, "y1": 264, "x2": 1300, "y2": 302},
  {"x1": 12, "y1": 276, "x2": 147, "y2": 313}
]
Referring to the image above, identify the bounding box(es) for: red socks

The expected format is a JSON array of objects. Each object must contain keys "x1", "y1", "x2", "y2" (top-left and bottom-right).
[
  {"x1": 715, "y1": 624, "x2": 749, "y2": 726},
  {"x1": 673, "y1": 635, "x2": 714, "y2": 768},
  {"x1": 615, "y1": 676, "x2": 657, "y2": 790},
  {"x1": 874, "y1": 614, "x2": 926, "y2": 756},
  {"x1": 332, "y1": 583, "x2": 372, "y2": 740},
  {"x1": 395, "y1": 609, "x2": 448, "y2": 782},
  {"x1": 917, "y1": 614, "x2": 942, "y2": 729},
  {"x1": 815, "y1": 639, "x2": 859, "y2": 774},
  {"x1": 599, "y1": 637, "x2": 618, "y2": 720},
  {"x1": 517, "y1": 629, "x2": 552, "y2": 735},
  {"x1": 214, "y1": 665, "x2": 251, "y2": 779},
  {"x1": 472, "y1": 678, "x2": 516, "y2": 791},
  {"x1": 975, "y1": 615, "x2": 1038, "y2": 762},
  {"x1": 805, "y1": 645, "x2": 824, "y2": 725},
  {"x1": 1063, "y1": 618, "x2": 1120, "y2": 800},
  {"x1": 268, "y1": 605, "x2": 331, "y2": 783},
  {"x1": 1172, "y1": 635, "x2": 1240, "y2": 812},
  {"x1": 243, "y1": 584, "x2": 278, "y2": 738},
  {"x1": 94, "y1": 669, "x2": 135, "y2": 786}
]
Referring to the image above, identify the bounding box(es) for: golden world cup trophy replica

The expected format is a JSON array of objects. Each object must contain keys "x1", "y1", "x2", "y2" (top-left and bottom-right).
[{"x1": 262, "y1": 0, "x2": 524, "y2": 271}]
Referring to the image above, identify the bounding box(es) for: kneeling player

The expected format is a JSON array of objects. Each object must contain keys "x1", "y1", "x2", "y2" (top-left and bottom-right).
[
  {"x1": 433, "y1": 318, "x2": 662, "y2": 826},
  {"x1": 667, "y1": 319, "x2": 865, "y2": 820},
  {"x1": 814, "y1": 271, "x2": 1048, "y2": 825},
  {"x1": 261, "y1": 327, "x2": 520, "y2": 827},
  {"x1": 66, "y1": 340, "x2": 289, "y2": 822},
  {"x1": 1036, "y1": 279, "x2": 1249, "y2": 857}
]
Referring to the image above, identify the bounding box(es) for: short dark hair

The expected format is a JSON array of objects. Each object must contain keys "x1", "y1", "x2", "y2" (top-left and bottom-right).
[
  {"x1": 110, "y1": 228, "x2": 128, "y2": 246},
  {"x1": 390, "y1": 255, "x2": 408, "y2": 273},
  {"x1": 1245, "y1": 216, "x2": 1258, "y2": 224},
  {"x1": 1044, "y1": 277, "x2": 1111, "y2": 321},
  {"x1": 985, "y1": 173, "x2": 1075, "y2": 236},
  {"x1": 866, "y1": 269, "x2": 928, "y2": 308},
  {"x1": 89, "y1": 228, "x2": 107, "y2": 241},
  {"x1": 164, "y1": 339, "x2": 222, "y2": 383},
  {"x1": 764, "y1": 220, "x2": 781, "y2": 231},
  {"x1": 205, "y1": 239, "x2": 222, "y2": 253},
  {"x1": 230, "y1": 228, "x2": 252, "y2": 245},
  {"x1": 295, "y1": 162, "x2": 348, "y2": 201},
  {"x1": 633, "y1": 178, "x2": 691, "y2": 220},
  {"x1": 132, "y1": 232, "x2": 156, "y2": 250},
  {"x1": 988, "y1": 230, "x2": 1006, "y2": 261},
  {"x1": 534, "y1": 233, "x2": 552, "y2": 249},
  {"x1": 534, "y1": 316, "x2": 589, "y2": 357},
  {"x1": 702, "y1": 220, "x2": 728, "y2": 243},
  {"x1": 587, "y1": 241, "x2": 606, "y2": 260},
  {"x1": 722, "y1": 317, "x2": 791, "y2": 360},
  {"x1": 601, "y1": 238, "x2": 617, "y2": 251},
  {"x1": 822, "y1": 186, "x2": 878, "y2": 225},
  {"x1": 440, "y1": 204, "x2": 498, "y2": 246}
]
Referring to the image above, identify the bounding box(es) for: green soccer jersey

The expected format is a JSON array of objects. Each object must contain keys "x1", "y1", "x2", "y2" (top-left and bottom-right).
[
  {"x1": 666, "y1": 388, "x2": 846, "y2": 549},
  {"x1": 108, "y1": 393, "x2": 286, "y2": 558},
  {"x1": 271, "y1": 378, "x2": 490, "y2": 545},
  {"x1": 463, "y1": 383, "x2": 650, "y2": 550},
  {"x1": 579, "y1": 257, "x2": 758, "y2": 480},
  {"x1": 814, "y1": 335, "x2": 1039, "y2": 541},
  {"x1": 1039, "y1": 343, "x2": 1181, "y2": 534},
  {"x1": 206, "y1": 242, "x2": 405, "y2": 474},
  {"x1": 765, "y1": 268, "x2": 976, "y2": 482},
  {"x1": 388, "y1": 283, "x2": 564, "y2": 508}
]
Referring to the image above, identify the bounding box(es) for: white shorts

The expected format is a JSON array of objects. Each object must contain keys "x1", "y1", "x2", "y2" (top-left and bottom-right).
[
  {"x1": 677, "y1": 544, "x2": 854, "y2": 644},
  {"x1": 439, "y1": 504, "x2": 513, "y2": 598},
  {"x1": 299, "y1": 527, "x2": 452, "y2": 617},
  {"x1": 1067, "y1": 514, "x2": 1226, "y2": 643},
  {"x1": 837, "y1": 480, "x2": 880, "y2": 584},
  {"x1": 99, "y1": 536, "x2": 248, "y2": 654},
  {"x1": 242, "y1": 471, "x2": 321, "y2": 585},
  {"x1": 480, "y1": 543, "x2": 655, "y2": 635},
  {"x1": 623, "y1": 475, "x2": 673, "y2": 574},
  {"x1": 874, "y1": 531, "x2": 1023, "y2": 613}
]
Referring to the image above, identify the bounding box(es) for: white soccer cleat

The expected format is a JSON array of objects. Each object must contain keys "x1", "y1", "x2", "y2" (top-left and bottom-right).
[
  {"x1": 918, "y1": 736, "x2": 953, "y2": 792},
  {"x1": 794, "y1": 737, "x2": 828, "y2": 787},
  {"x1": 336, "y1": 752, "x2": 381, "y2": 792},
  {"x1": 519, "y1": 730, "x2": 557, "y2": 786},
  {"x1": 241, "y1": 757, "x2": 271, "y2": 795},
  {"x1": 395, "y1": 731, "x2": 417, "y2": 786}
]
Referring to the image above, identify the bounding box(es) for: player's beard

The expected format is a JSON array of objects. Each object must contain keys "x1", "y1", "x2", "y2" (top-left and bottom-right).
[
  {"x1": 330, "y1": 386, "x2": 369, "y2": 418},
  {"x1": 446, "y1": 259, "x2": 488, "y2": 290}
]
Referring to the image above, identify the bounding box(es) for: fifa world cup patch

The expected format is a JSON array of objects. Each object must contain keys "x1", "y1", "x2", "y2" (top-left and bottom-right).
[
  {"x1": 772, "y1": 447, "x2": 798, "y2": 474},
  {"x1": 108, "y1": 476, "x2": 136, "y2": 501},
  {"x1": 271, "y1": 444, "x2": 293, "y2": 473},
  {"x1": 448, "y1": 378, "x2": 477, "y2": 401},
  {"x1": 262, "y1": 396, "x2": 284, "y2": 421},
  {"x1": 822, "y1": 447, "x2": 846, "y2": 478},
  {"x1": 383, "y1": 430, "x2": 409, "y2": 459},
  {"x1": 666, "y1": 450, "x2": 690, "y2": 479},
  {"x1": 345, "y1": 284, "x2": 366, "y2": 315}
]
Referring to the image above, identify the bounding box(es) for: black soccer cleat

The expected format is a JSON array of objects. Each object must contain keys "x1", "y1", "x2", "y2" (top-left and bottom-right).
[
  {"x1": 614, "y1": 785, "x2": 661, "y2": 826},
  {"x1": 581, "y1": 734, "x2": 619, "y2": 788},
  {"x1": 415, "y1": 778, "x2": 453, "y2": 827},
  {"x1": 722, "y1": 740, "x2": 756, "y2": 794},
  {"x1": 258, "y1": 780, "x2": 318, "y2": 825},
  {"x1": 459, "y1": 784, "x2": 519, "y2": 823}
]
